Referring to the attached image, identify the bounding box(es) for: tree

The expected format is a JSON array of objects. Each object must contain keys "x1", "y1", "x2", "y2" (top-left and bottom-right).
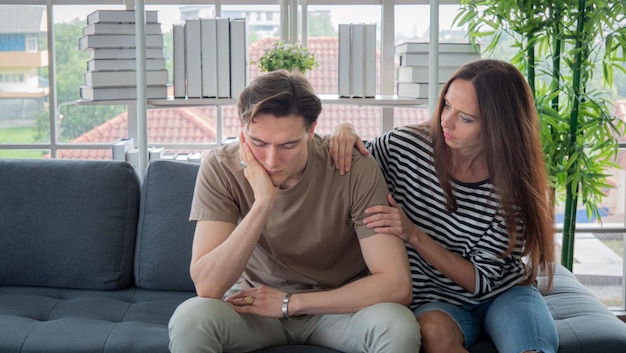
[
  {"x1": 36, "y1": 19, "x2": 124, "y2": 142},
  {"x1": 456, "y1": 0, "x2": 626, "y2": 270}
]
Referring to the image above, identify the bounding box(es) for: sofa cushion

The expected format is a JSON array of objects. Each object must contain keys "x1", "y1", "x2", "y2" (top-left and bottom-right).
[
  {"x1": 0, "y1": 286, "x2": 195, "y2": 353},
  {"x1": 135, "y1": 160, "x2": 198, "y2": 291},
  {"x1": 0, "y1": 159, "x2": 140, "y2": 290},
  {"x1": 540, "y1": 263, "x2": 626, "y2": 353}
]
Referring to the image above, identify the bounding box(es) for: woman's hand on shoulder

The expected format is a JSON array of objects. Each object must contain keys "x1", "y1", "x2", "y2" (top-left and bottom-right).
[{"x1": 328, "y1": 123, "x2": 368, "y2": 175}]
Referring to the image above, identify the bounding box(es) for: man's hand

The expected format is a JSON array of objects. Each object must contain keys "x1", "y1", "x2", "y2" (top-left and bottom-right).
[
  {"x1": 225, "y1": 286, "x2": 288, "y2": 319},
  {"x1": 239, "y1": 132, "x2": 279, "y2": 203},
  {"x1": 328, "y1": 123, "x2": 368, "y2": 175}
]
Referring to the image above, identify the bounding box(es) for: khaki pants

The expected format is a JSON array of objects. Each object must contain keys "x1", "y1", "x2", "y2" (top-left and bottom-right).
[{"x1": 168, "y1": 297, "x2": 421, "y2": 353}]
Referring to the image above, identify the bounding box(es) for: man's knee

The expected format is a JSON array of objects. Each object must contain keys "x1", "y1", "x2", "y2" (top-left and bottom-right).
[
  {"x1": 364, "y1": 303, "x2": 422, "y2": 348},
  {"x1": 169, "y1": 297, "x2": 232, "y2": 352},
  {"x1": 170, "y1": 297, "x2": 230, "y2": 329}
]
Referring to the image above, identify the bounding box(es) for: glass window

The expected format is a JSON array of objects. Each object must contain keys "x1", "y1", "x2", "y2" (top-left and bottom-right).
[
  {"x1": 53, "y1": 5, "x2": 128, "y2": 153},
  {"x1": 0, "y1": 4, "x2": 49, "y2": 149},
  {"x1": 302, "y1": 4, "x2": 381, "y2": 137}
]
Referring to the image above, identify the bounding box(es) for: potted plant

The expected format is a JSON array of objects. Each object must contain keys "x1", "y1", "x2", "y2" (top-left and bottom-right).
[
  {"x1": 251, "y1": 40, "x2": 319, "y2": 74},
  {"x1": 455, "y1": 0, "x2": 626, "y2": 270}
]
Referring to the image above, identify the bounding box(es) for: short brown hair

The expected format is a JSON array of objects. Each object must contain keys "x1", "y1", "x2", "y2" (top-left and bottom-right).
[{"x1": 237, "y1": 69, "x2": 322, "y2": 130}]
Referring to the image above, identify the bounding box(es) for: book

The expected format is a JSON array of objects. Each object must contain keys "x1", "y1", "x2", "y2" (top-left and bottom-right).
[
  {"x1": 215, "y1": 18, "x2": 231, "y2": 98},
  {"x1": 112, "y1": 138, "x2": 134, "y2": 161},
  {"x1": 87, "y1": 58, "x2": 166, "y2": 71},
  {"x1": 200, "y1": 18, "x2": 218, "y2": 98},
  {"x1": 363, "y1": 23, "x2": 376, "y2": 98},
  {"x1": 185, "y1": 19, "x2": 202, "y2": 98},
  {"x1": 126, "y1": 147, "x2": 139, "y2": 170},
  {"x1": 350, "y1": 23, "x2": 365, "y2": 97},
  {"x1": 396, "y1": 65, "x2": 459, "y2": 84},
  {"x1": 84, "y1": 70, "x2": 168, "y2": 87},
  {"x1": 396, "y1": 82, "x2": 444, "y2": 99},
  {"x1": 229, "y1": 18, "x2": 247, "y2": 99},
  {"x1": 89, "y1": 47, "x2": 164, "y2": 60},
  {"x1": 86, "y1": 10, "x2": 159, "y2": 25},
  {"x1": 148, "y1": 146, "x2": 165, "y2": 161},
  {"x1": 338, "y1": 24, "x2": 351, "y2": 98},
  {"x1": 398, "y1": 52, "x2": 480, "y2": 67},
  {"x1": 395, "y1": 42, "x2": 481, "y2": 55},
  {"x1": 79, "y1": 34, "x2": 164, "y2": 50},
  {"x1": 173, "y1": 24, "x2": 186, "y2": 98},
  {"x1": 80, "y1": 85, "x2": 167, "y2": 101},
  {"x1": 83, "y1": 23, "x2": 162, "y2": 35}
]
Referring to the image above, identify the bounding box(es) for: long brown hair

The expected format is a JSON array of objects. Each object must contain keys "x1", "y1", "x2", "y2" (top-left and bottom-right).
[{"x1": 430, "y1": 59, "x2": 555, "y2": 287}]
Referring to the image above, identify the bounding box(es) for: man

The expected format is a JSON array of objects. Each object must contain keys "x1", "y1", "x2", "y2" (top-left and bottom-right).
[{"x1": 168, "y1": 70, "x2": 420, "y2": 353}]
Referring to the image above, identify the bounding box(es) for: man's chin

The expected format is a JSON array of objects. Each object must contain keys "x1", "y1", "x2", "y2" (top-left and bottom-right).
[{"x1": 270, "y1": 176, "x2": 286, "y2": 187}]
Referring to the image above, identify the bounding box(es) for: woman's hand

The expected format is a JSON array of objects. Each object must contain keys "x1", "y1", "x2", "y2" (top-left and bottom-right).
[
  {"x1": 225, "y1": 286, "x2": 288, "y2": 319},
  {"x1": 328, "y1": 123, "x2": 368, "y2": 175},
  {"x1": 364, "y1": 194, "x2": 418, "y2": 243},
  {"x1": 239, "y1": 132, "x2": 278, "y2": 203}
]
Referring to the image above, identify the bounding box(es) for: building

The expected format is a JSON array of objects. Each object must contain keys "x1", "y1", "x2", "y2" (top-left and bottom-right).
[{"x1": 0, "y1": 5, "x2": 48, "y2": 126}]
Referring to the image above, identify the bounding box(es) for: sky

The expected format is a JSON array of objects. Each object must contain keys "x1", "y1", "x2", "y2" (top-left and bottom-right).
[{"x1": 53, "y1": 4, "x2": 462, "y2": 39}]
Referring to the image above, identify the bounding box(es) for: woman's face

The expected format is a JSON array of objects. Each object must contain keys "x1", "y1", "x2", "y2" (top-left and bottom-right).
[{"x1": 439, "y1": 79, "x2": 482, "y2": 154}]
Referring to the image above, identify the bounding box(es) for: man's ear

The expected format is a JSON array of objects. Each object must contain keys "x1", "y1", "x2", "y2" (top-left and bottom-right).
[{"x1": 307, "y1": 122, "x2": 317, "y2": 139}]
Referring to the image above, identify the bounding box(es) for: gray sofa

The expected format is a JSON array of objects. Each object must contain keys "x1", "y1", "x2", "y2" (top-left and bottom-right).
[{"x1": 0, "y1": 158, "x2": 625, "y2": 353}]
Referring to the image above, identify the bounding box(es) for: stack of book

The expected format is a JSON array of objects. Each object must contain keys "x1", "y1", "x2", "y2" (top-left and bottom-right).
[
  {"x1": 338, "y1": 23, "x2": 376, "y2": 98},
  {"x1": 79, "y1": 9, "x2": 168, "y2": 101},
  {"x1": 395, "y1": 42, "x2": 480, "y2": 99},
  {"x1": 173, "y1": 17, "x2": 247, "y2": 99}
]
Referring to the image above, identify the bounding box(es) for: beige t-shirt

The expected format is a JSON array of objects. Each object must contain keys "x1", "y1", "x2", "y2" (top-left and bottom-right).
[{"x1": 190, "y1": 134, "x2": 390, "y2": 292}]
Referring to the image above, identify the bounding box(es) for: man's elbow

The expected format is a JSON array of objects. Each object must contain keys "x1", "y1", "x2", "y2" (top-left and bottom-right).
[
  {"x1": 192, "y1": 280, "x2": 224, "y2": 299},
  {"x1": 190, "y1": 266, "x2": 224, "y2": 299},
  {"x1": 395, "y1": 281, "x2": 413, "y2": 306}
]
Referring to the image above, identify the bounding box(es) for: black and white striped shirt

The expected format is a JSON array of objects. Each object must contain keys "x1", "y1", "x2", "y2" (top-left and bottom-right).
[{"x1": 366, "y1": 126, "x2": 525, "y2": 308}]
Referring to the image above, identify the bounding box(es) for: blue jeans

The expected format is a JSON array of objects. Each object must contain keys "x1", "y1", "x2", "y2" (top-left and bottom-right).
[{"x1": 413, "y1": 285, "x2": 558, "y2": 353}]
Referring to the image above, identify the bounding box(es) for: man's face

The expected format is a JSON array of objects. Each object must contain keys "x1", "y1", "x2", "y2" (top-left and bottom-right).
[{"x1": 243, "y1": 113, "x2": 316, "y2": 189}]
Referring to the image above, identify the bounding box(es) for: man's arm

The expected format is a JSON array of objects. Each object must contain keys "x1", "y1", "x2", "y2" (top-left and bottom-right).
[
  {"x1": 190, "y1": 196, "x2": 274, "y2": 299},
  {"x1": 229, "y1": 231, "x2": 412, "y2": 318},
  {"x1": 286, "y1": 232, "x2": 412, "y2": 315}
]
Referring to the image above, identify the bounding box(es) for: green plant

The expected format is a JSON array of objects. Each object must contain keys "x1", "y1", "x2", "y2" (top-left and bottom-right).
[
  {"x1": 455, "y1": 0, "x2": 626, "y2": 271},
  {"x1": 251, "y1": 40, "x2": 319, "y2": 74}
]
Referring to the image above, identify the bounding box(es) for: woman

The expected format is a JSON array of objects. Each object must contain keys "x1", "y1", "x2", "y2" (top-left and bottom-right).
[{"x1": 329, "y1": 59, "x2": 558, "y2": 353}]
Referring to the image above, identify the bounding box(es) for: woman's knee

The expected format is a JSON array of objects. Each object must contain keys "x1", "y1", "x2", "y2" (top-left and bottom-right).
[
  {"x1": 418, "y1": 311, "x2": 464, "y2": 350},
  {"x1": 486, "y1": 286, "x2": 558, "y2": 353}
]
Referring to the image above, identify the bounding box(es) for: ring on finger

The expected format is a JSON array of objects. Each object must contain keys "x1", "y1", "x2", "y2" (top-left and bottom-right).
[{"x1": 244, "y1": 295, "x2": 255, "y2": 305}]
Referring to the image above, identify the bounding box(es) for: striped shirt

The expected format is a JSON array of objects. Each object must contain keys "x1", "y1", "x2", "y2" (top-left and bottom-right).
[{"x1": 366, "y1": 126, "x2": 525, "y2": 309}]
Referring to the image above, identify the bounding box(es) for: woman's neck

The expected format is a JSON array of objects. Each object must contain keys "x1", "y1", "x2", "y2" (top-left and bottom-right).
[{"x1": 449, "y1": 151, "x2": 489, "y2": 183}]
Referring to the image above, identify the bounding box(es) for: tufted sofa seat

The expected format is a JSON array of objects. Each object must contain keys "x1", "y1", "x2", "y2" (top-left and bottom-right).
[{"x1": 1, "y1": 158, "x2": 625, "y2": 353}]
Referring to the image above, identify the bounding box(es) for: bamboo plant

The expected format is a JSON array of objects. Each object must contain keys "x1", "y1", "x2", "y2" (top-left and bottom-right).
[{"x1": 455, "y1": 0, "x2": 626, "y2": 270}]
